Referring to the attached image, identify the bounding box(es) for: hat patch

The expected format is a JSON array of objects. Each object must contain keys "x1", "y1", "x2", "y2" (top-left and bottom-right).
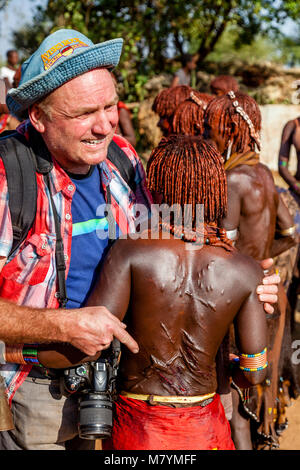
[{"x1": 41, "y1": 38, "x2": 89, "y2": 70}]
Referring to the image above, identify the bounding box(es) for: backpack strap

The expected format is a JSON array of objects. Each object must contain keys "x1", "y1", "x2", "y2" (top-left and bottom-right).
[
  {"x1": 107, "y1": 140, "x2": 136, "y2": 193},
  {"x1": 0, "y1": 128, "x2": 53, "y2": 258},
  {"x1": 0, "y1": 130, "x2": 137, "y2": 305},
  {"x1": 0, "y1": 132, "x2": 38, "y2": 257}
]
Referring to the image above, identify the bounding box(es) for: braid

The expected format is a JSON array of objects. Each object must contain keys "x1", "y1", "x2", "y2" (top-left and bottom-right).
[
  {"x1": 210, "y1": 75, "x2": 239, "y2": 95},
  {"x1": 152, "y1": 85, "x2": 192, "y2": 118},
  {"x1": 204, "y1": 91, "x2": 261, "y2": 154},
  {"x1": 147, "y1": 134, "x2": 228, "y2": 226},
  {"x1": 173, "y1": 92, "x2": 213, "y2": 135}
]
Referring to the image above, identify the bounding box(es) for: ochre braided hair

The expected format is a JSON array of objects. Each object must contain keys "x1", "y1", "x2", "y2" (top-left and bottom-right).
[
  {"x1": 172, "y1": 92, "x2": 213, "y2": 135},
  {"x1": 210, "y1": 75, "x2": 239, "y2": 95},
  {"x1": 147, "y1": 135, "x2": 233, "y2": 250},
  {"x1": 204, "y1": 91, "x2": 261, "y2": 155},
  {"x1": 152, "y1": 85, "x2": 192, "y2": 118}
]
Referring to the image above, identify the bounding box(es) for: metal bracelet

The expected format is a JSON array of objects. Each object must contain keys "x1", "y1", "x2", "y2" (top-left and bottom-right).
[
  {"x1": 277, "y1": 225, "x2": 296, "y2": 237},
  {"x1": 226, "y1": 228, "x2": 238, "y2": 241}
]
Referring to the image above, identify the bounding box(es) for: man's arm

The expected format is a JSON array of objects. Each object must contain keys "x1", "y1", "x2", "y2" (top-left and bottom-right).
[
  {"x1": 0, "y1": 158, "x2": 138, "y2": 358},
  {"x1": 33, "y1": 239, "x2": 132, "y2": 368},
  {"x1": 0, "y1": 253, "x2": 137, "y2": 358}
]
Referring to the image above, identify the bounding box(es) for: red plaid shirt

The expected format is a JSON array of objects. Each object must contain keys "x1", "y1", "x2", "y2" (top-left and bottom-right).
[{"x1": 0, "y1": 121, "x2": 152, "y2": 402}]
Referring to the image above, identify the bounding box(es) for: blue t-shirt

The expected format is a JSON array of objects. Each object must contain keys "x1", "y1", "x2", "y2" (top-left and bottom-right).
[{"x1": 65, "y1": 166, "x2": 118, "y2": 308}]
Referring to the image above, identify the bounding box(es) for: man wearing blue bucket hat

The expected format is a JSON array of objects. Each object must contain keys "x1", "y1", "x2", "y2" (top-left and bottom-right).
[{"x1": 0, "y1": 29, "x2": 152, "y2": 449}]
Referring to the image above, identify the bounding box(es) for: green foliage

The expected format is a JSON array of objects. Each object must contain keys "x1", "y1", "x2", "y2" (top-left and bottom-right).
[
  {"x1": 0, "y1": 0, "x2": 9, "y2": 9},
  {"x1": 206, "y1": 27, "x2": 281, "y2": 64},
  {"x1": 11, "y1": 0, "x2": 300, "y2": 102}
]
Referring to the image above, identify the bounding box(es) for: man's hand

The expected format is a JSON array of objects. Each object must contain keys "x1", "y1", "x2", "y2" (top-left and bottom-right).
[
  {"x1": 62, "y1": 306, "x2": 139, "y2": 356},
  {"x1": 257, "y1": 258, "x2": 280, "y2": 314}
]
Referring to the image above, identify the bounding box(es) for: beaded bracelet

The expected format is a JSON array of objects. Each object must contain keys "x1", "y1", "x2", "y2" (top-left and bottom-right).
[
  {"x1": 279, "y1": 159, "x2": 288, "y2": 168},
  {"x1": 5, "y1": 344, "x2": 43, "y2": 367},
  {"x1": 239, "y1": 347, "x2": 268, "y2": 372},
  {"x1": 22, "y1": 345, "x2": 43, "y2": 367},
  {"x1": 293, "y1": 182, "x2": 300, "y2": 192}
]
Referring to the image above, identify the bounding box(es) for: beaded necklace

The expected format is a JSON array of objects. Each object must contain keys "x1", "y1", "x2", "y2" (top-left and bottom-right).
[{"x1": 160, "y1": 221, "x2": 234, "y2": 251}]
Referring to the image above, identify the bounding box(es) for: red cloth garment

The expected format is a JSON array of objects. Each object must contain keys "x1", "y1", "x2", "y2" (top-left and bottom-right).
[
  {"x1": 0, "y1": 114, "x2": 9, "y2": 133},
  {"x1": 102, "y1": 394, "x2": 235, "y2": 450},
  {"x1": 117, "y1": 101, "x2": 129, "y2": 115}
]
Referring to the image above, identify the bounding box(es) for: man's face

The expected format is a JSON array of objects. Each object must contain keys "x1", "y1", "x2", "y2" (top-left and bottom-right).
[
  {"x1": 34, "y1": 68, "x2": 119, "y2": 174},
  {"x1": 187, "y1": 57, "x2": 197, "y2": 71},
  {"x1": 7, "y1": 51, "x2": 19, "y2": 67}
]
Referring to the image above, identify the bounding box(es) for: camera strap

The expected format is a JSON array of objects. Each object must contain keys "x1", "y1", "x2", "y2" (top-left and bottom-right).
[{"x1": 44, "y1": 173, "x2": 68, "y2": 308}]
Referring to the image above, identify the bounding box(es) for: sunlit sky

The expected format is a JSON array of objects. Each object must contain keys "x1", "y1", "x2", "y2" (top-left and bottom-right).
[
  {"x1": 0, "y1": 0, "x2": 47, "y2": 61},
  {"x1": 0, "y1": 0, "x2": 299, "y2": 62}
]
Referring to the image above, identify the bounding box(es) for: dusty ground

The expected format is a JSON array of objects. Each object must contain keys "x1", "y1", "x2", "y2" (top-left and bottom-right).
[
  {"x1": 279, "y1": 396, "x2": 300, "y2": 450},
  {"x1": 279, "y1": 316, "x2": 300, "y2": 451}
]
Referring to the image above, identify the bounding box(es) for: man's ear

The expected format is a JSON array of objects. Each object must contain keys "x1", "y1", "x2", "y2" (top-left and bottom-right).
[{"x1": 28, "y1": 104, "x2": 45, "y2": 133}]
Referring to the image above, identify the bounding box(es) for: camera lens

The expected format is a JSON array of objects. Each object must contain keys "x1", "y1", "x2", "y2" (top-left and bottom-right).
[{"x1": 78, "y1": 392, "x2": 113, "y2": 440}]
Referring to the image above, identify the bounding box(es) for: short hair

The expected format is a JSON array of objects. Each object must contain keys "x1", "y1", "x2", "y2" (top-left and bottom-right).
[
  {"x1": 35, "y1": 93, "x2": 53, "y2": 121},
  {"x1": 204, "y1": 91, "x2": 261, "y2": 154},
  {"x1": 181, "y1": 54, "x2": 194, "y2": 67},
  {"x1": 6, "y1": 50, "x2": 18, "y2": 58},
  {"x1": 210, "y1": 75, "x2": 239, "y2": 95},
  {"x1": 147, "y1": 134, "x2": 227, "y2": 225}
]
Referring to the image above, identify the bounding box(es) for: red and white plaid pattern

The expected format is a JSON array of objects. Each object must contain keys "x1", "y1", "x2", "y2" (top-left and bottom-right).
[{"x1": 0, "y1": 121, "x2": 152, "y2": 402}]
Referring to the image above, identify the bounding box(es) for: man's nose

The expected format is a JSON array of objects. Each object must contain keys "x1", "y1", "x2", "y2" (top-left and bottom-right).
[{"x1": 91, "y1": 110, "x2": 115, "y2": 135}]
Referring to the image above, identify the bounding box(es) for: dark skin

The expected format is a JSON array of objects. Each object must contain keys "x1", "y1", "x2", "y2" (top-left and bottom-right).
[
  {"x1": 207, "y1": 118, "x2": 296, "y2": 449},
  {"x1": 116, "y1": 107, "x2": 136, "y2": 147},
  {"x1": 37, "y1": 233, "x2": 267, "y2": 395},
  {"x1": 224, "y1": 162, "x2": 296, "y2": 260},
  {"x1": 206, "y1": 126, "x2": 297, "y2": 260},
  {"x1": 278, "y1": 117, "x2": 300, "y2": 194},
  {"x1": 86, "y1": 234, "x2": 267, "y2": 396}
]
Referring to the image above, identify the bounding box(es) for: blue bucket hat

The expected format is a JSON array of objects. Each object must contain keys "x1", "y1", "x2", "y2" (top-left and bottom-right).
[{"x1": 6, "y1": 29, "x2": 123, "y2": 119}]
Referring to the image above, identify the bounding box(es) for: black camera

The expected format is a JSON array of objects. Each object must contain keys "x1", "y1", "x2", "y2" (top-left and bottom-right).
[{"x1": 62, "y1": 338, "x2": 121, "y2": 440}]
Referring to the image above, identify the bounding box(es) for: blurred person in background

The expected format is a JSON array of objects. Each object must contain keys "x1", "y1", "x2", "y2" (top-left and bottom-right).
[{"x1": 0, "y1": 50, "x2": 19, "y2": 90}]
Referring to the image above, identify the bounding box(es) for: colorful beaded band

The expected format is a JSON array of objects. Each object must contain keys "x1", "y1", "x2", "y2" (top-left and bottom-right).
[
  {"x1": 5, "y1": 344, "x2": 43, "y2": 367},
  {"x1": 293, "y1": 182, "x2": 300, "y2": 191},
  {"x1": 239, "y1": 347, "x2": 268, "y2": 372},
  {"x1": 22, "y1": 345, "x2": 43, "y2": 367},
  {"x1": 279, "y1": 159, "x2": 288, "y2": 167}
]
